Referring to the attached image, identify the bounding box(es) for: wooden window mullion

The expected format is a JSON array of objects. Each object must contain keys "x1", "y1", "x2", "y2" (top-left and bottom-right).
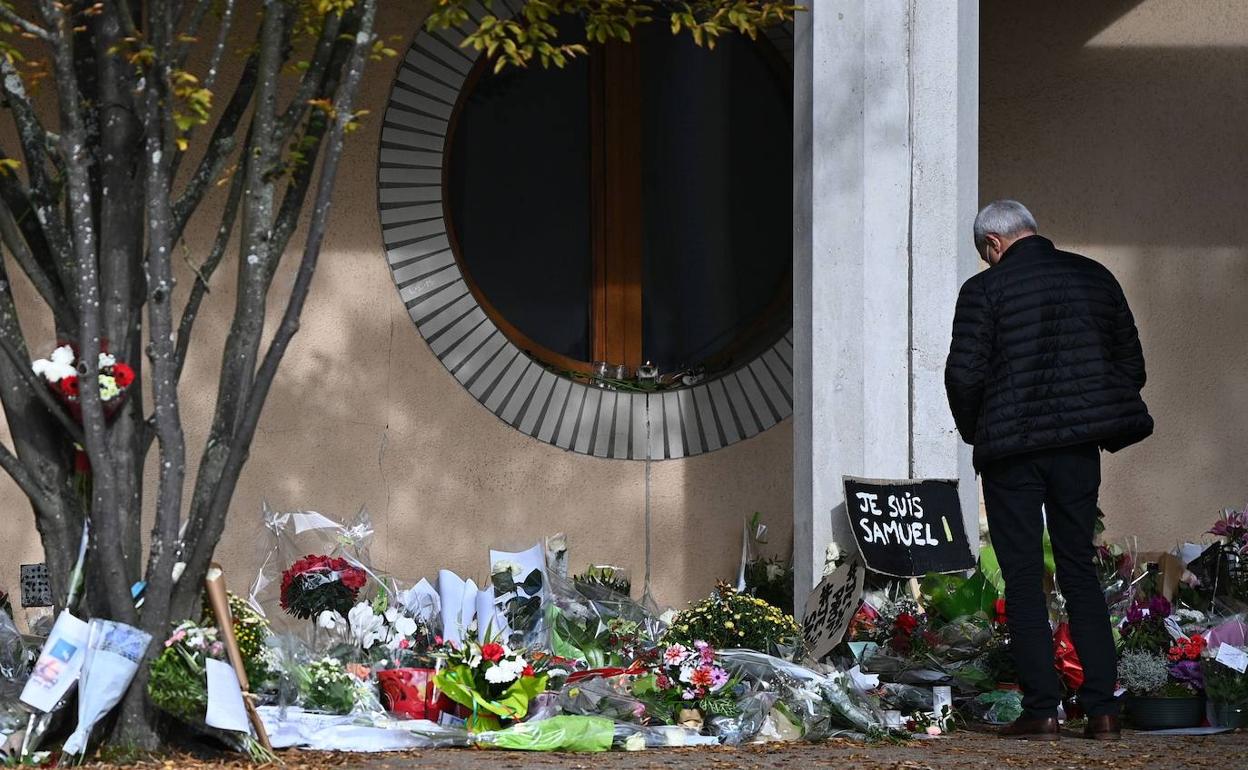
[{"x1": 590, "y1": 39, "x2": 644, "y2": 371}]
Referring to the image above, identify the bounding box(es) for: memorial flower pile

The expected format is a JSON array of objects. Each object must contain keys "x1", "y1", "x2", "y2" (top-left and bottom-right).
[{"x1": 279, "y1": 554, "x2": 367, "y2": 620}]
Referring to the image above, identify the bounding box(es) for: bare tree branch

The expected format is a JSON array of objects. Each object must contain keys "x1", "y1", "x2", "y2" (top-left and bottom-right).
[
  {"x1": 174, "y1": 165, "x2": 243, "y2": 381},
  {"x1": 0, "y1": 200, "x2": 73, "y2": 329},
  {"x1": 0, "y1": 331, "x2": 85, "y2": 444},
  {"x1": 39, "y1": 0, "x2": 135, "y2": 623},
  {"x1": 0, "y1": 5, "x2": 52, "y2": 42},
  {"x1": 274, "y1": 10, "x2": 341, "y2": 143},
  {"x1": 178, "y1": 0, "x2": 379, "y2": 614},
  {"x1": 170, "y1": 50, "x2": 257, "y2": 240},
  {"x1": 139, "y1": 0, "x2": 188, "y2": 640}
]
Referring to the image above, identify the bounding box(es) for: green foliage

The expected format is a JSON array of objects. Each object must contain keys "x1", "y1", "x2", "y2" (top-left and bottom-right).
[
  {"x1": 147, "y1": 644, "x2": 210, "y2": 723},
  {"x1": 426, "y1": 0, "x2": 802, "y2": 72},
  {"x1": 574, "y1": 565, "x2": 631, "y2": 597},
  {"x1": 664, "y1": 584, "x2": 801, "y2": 654}
]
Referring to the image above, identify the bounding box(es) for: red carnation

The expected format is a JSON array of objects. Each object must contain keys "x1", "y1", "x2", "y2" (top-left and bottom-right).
[
  {"x1": 112, "y1": 362, "x2": 135, "y2": 388},
  {"x1": 481, "y1": 642, "x2": 506, "y2": 663},
  {"x1": 59, "y1": 375, "x2": 80, "y2": 398}
]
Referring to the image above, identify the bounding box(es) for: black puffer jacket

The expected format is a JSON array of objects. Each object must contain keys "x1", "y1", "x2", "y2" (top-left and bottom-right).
[{"x1": 945, "y1": 235, "x2": 1153, "y2": 470}]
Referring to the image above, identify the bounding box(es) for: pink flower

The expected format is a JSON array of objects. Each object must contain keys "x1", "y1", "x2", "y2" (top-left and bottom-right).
[
  {"x1": 663, "y1": 644, "x2": 688, "y2": 665},
  {"x1": 709, "y1": 667, "x2": 730, "y2": 690},
  {"x1": 209, "y1": 641, "x2": 224, "y2": 658},
  {"x1": 681, "y1": 689, "x2": 695, "y2": 700},
  {"x1": 689, "y1": 667, "x2": 714, "y2": 688},
  {"x1": 926, "y1": 725, "x2": 942, "y2": 736}
]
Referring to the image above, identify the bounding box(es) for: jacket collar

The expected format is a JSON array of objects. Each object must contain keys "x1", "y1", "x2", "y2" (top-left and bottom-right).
[{"x1": 998, "y1": 234, "x2": 1053, "y2": 264}]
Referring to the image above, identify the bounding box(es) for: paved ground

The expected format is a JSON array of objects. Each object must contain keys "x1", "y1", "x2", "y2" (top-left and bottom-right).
[{"x1": 103, "y1": 728, "x2": 1248, "y2": 769}]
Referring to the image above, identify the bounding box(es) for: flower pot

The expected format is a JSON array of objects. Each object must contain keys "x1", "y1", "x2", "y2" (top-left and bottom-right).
[
  {"x1": 1210, "y1": 702, "x2": 1248, "y2": 729},
  {"x1": 377, "y1": 667, "x2": 453, "y2": 721},
  {"x1": 1126, "y1": 695, "x2": 1205, "y2": 730}
]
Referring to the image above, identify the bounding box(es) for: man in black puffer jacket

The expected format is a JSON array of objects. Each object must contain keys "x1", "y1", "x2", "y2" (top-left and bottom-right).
[{"x1": 945, "y1": 200, "x2": 1152, "y2": 742}]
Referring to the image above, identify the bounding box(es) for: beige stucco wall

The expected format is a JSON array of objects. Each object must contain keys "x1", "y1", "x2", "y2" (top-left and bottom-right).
[
  {"x1": 981, "y1": 0, "x2": 1248, "y2": 549},
  {"x1": 0, "y1": 2, "x2": 793, "y2": 615}
]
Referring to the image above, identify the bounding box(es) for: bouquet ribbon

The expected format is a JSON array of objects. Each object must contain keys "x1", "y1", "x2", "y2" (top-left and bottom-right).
[
  {"x1": 566, "y1": 661, "x2": 647, "y2": 684},
  {"x1": 1053, "y1": 622, "x2": 1084, "y2": 692}
]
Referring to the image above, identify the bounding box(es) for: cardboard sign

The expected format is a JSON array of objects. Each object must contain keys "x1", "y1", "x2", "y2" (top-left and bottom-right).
[
  {"x1": 843, "y1": 476, "x2": 975, "y2": 577},
  {"x1": 802, "y1": 558, "x2": 865, "y2": 660}
]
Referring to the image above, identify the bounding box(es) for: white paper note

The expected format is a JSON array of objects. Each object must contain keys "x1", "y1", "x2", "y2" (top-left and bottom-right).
[
  {"x1": 21, "y1": 611, "x2": 89, "y2": 713},
  {"x1": 1215, "y1": 643, "x2": 1248, "y2": 674},
  {"x1": 206, "y1": 658, "x2": 251, "y2": 733}
]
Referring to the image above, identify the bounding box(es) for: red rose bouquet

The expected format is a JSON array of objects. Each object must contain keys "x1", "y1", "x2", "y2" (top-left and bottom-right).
[{"x1": 279, "y1": 554, "x2": 367, "y2": 620}]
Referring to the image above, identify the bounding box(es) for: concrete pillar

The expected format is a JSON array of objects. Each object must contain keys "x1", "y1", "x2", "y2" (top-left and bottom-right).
[{"x1": 793, "y1": 0, "x2": 979, "y2": 615}]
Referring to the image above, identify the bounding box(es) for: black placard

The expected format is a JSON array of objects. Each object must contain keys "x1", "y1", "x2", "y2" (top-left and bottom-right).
[{"x1": 843, "y1": 476, "x2": 975, "y2": 577}]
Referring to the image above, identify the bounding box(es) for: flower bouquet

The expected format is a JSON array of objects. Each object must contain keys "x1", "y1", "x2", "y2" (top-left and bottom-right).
[
  {"x1": 630, "y1": 641, "x2": 738, "y2": 726},
  {"x1": 148, "y1": 620, "x2": 274, "y2": 761},
  {"x1": 432, "y1": 639, "x2": 549, "y2": 732},
  {"x1": 662, "y1": 584, "x2": 802, "y2": 659},
  {"x1": 280, "y1": 555, "x2": 368, "y2": 621},
  {"x1": 31, "y1": 344, "x2": 135, "y2": 423},
  {"x1": 1203, "y1": 649, "x2": 1248, "y2": 728}
]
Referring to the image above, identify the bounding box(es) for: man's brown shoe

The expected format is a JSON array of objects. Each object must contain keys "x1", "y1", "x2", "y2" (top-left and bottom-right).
[
  {"x1": 1082, "y1": 715, "x2": 1121, "y2": 740},
  {"x1": 999, "y1": 716, "x2": 1060, "y2": 740}
]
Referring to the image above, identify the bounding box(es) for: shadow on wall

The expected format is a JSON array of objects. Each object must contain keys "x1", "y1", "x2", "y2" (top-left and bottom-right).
[{"x1": 981, "y1": 0, "x2": 1248, "y2": 548}]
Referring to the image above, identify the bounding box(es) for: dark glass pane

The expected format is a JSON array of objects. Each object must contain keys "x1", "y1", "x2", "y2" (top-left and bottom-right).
[
  {"x1": 447, "y1": 46, "x2": 592, "y2": 362},
  {"x1": 639, "y1": 28, "x2": 793, "y2": 374}
]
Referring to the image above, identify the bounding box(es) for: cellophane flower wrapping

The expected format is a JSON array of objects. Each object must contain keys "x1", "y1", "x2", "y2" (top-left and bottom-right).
[
  {"x1": 473, "y1": 715, "x2": 614, "y2": 752},
  {"x1": 62, "y1": 620, "x2": 152, "y2": 756}
]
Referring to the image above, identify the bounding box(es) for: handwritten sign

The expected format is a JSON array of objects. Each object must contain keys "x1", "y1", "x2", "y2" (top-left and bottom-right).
[
  {"x1": 843, "y1": 476, "x2": 975, "y2": 577},
  {"x1": 802, "y1": 558, "x2": 865, "y2": 661}
]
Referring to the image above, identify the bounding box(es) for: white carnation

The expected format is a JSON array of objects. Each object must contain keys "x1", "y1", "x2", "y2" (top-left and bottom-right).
[{"x1": 484, "y1": 664, "x2": 518, "y2": 684}]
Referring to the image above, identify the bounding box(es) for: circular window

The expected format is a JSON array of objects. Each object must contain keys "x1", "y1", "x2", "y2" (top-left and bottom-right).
[{"x1": 379, "y1": 10, "x2": 795, "y2": 460}]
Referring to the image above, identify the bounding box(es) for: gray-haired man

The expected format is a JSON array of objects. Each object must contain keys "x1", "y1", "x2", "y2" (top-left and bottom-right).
[{"x1": 945, "y1": 201, "x2": 1153, "y2": 740}]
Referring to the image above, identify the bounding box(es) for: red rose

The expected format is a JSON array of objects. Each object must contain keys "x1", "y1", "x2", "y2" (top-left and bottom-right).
[
  {"x1": 522, "y1": 664, "x2": 535, "y2": 677},
  {"x1": 481, "y1": 642, "x2": 506, "y2": 663},
  {"x1": 993, "y1": 598, "x2": 1008, "y2": 625},
  {"x1": 894, "y1": 613, "x2": 919, "y2": 635},
  {"x1": 112, "y1": 362, "x2": 135, "y2": 388}
]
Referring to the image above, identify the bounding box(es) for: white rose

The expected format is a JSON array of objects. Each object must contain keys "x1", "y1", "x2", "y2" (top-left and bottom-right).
[{"x1": 491, "y1": 559, "x2": 524, "y2": 579}]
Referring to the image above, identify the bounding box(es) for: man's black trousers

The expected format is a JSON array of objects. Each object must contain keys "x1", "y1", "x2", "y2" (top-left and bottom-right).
[{"x1": 981, "y1": 443, "x2": 1119, "y2": 719}]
